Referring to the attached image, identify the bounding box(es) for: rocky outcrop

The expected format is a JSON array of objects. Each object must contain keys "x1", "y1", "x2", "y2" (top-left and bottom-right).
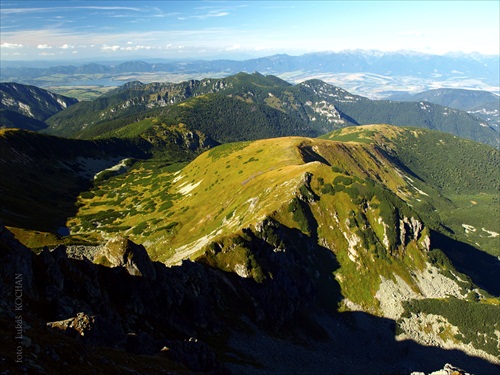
[
  {"x1": 93, "y1": 237, "x2": 156, "y2": 279},
  {"x1": 0, "y1": 225, "x2": 233, "y2": 373},
  {"x1": 2, "y1": 222, "x2": 339, "y2": 373},
  {"x1": 399, "y1": 216, "x2": 424, "y2": 248},
  {"x1": 47, "y1": 312, "x2": 95, "y2": 337},
  {"x1": 0, "y1": 82, "x2": 78, "y2": 121},
  {"x1": 411, "y1": 363, "x2": 471, "y2": 375},
  {"x1": 1, "y1": 224, "x2": 498, "y2": 374}
]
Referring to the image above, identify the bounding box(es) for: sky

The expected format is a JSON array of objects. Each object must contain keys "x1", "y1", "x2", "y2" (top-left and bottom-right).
[{"x1": 1, "y1": 0, "x2": 499, "y2": 61}]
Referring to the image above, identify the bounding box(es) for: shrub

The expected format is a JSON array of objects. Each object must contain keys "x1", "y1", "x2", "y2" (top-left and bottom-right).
[
  {"x1": 80, "y1": 191, "x2": 95, "y2": 199},
  {"x1": 346, "y1": 186, "x2": 359, "y2": 199},
  {"x1": 321, "y1": 183, "x2": 334, "y2": 195},
  {"x1": 401, "y1": 298, "x2": 500, "y2": 356},
  {"x1": 159, "y1": 200, "x2": 173, "y2": 212},
  {"x1": 132, "y1": 221, "x2": 148, "y2": 235},
  {"x1": 334, "y1": 184, "x2": 345, "y2": 193},
  {"x1": 333, "y1": 175, "x2": 353, "y2": 185},
  {"x1": 288, "y1": 197, "x2": 310, "y2": 233},
  {"x1": 158, "y1": 222, "x2": 179, "y2": 232}
]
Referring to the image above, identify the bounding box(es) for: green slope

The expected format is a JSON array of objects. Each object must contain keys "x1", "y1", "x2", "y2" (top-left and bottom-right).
[
  {"x1": 79, "y1": 94, "x2": 315, "y2": 142},
  {"x1": 0, "y1": 109, "x2": 48, "y2": 131},
  {"x1": 323, "y1": 125, "x2": 499, "y2": 256},
  {"x1": 67, "y1": 134, "x2": 435, "y2": 311},
  {"x1": 43, "y1": 73, "x2": 497, "y2": 146}
]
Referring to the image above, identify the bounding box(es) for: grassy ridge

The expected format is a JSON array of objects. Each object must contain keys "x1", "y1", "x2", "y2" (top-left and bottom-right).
[
  {"x1": 67, "y1": 134, "x2": 436, "y2": 313},
  {"x1": 3, "y1": 120, "x2": 499, "y2": 362},
  {"x1": 323, "y1": 125, "x2": 500, "y2": 256}
]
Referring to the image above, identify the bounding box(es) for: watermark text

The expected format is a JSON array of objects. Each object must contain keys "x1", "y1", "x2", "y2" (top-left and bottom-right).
[{"x1": 14, "y1": 273, "x2": 23, "y2": 363}]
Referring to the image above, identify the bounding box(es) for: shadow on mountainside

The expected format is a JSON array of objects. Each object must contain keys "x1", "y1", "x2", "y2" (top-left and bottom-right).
[
  {"x1": 430, "y1": 229, "x2": 500, "y2": 296},
  {"x1": 227, "y1": 310, "x2": 500, "y2": 375},
  {"x1": 0, "y1": 130, "x2": 151, "y2": 233},
  {"x1": 1, "y1": 224, "x2": 498, "y2": 374},
  {"x1": 334, "y1": 311, "x2": 500, "y2": 374}
]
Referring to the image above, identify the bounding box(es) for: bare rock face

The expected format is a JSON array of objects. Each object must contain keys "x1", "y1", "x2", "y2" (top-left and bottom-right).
[
  {"x1": 47, "y1": 312, "x2": 94, "y2": 337},
  {"x1": 93, "y1": 237, "x2": 156, "y2": 279},
  {"x1": 411, "y1": 363, "x2": 471, "y2": 375},
  {"x1": 1, "y1": 224, "x2": 499, "y2": 374}
]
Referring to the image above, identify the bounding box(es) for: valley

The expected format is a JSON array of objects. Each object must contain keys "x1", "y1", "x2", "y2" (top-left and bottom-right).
[{"x1": 0, "y1": 69, "x2": 499, "y2": 374}]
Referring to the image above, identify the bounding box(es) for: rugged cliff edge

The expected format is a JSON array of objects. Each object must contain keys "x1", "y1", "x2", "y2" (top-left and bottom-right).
[{"x1": 1, "y1": 223, "x2": 498, "y2": 374}]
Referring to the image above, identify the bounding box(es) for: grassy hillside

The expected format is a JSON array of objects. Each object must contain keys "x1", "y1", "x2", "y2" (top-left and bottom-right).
[
  {"x1": 388, "y1": 88, "x2": 500, "y2": 129},
  {"x1": 81, "y1": 94, "x2": 316, "y2": 142},
  {"x1": 66, "y1": 133, "x2": 441, "y2": 313},
  {"x1": 42, "y1": 73, "x2": 497, "y2": 146},
  {"x1": 0, "y1": 110, "x2": 48, "y2": 131},
  {"x1": 389, "y1": 88, "x2": 499, "y2": 111},
  {"x1": 322, "y1": 125, "x2": 499, "y2": 256}
]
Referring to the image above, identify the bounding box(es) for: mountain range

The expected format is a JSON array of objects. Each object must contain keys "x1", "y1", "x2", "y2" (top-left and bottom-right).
[
  {"x1": 388, "y1": 88, "x2": 500, "y2": 129},
  {"x1": 1, "y1": 121, "x2": 499, "y2": 373},
  {"x1": 2, "y1": 50, "x2": 498, "y2": 100},
  {"x1": 2, "y1": 50, "x2": 498, "y2": 84},
  {"x1": 38, "y1": 73, "x2": 497, "y2": 147},
  {"x1": 0, "y1": 68, "x2": 499, "y2": 374}
]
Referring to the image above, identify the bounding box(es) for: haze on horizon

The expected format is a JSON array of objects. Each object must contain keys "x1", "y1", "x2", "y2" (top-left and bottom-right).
[{"x1": 1, "y1": 0, "x2": 499, "y2": 62}]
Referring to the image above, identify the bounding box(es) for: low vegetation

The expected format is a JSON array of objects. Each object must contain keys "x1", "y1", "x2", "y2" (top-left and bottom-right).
[
  {"x1": 324, "y1": 125, "x2": 500, "y2": 256},
  {"x1": 401, "y1": 297, "x2": 500, "y2": 358}
]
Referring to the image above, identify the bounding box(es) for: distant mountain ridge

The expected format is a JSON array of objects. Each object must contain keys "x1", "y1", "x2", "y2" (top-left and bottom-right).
[
  {"x1": 43, "y1": 73, "x2": 498, "y2": 147},
  {"x1": 388, "y1": 88, "x2": 500, "y2": 128},
  {"x1": 0, "y1": 82, "x2": 78, "y2": 120},
  {"x1": 1, "y1": 50, "x2": 498, "y2": 90},
  {"x1": 0, "y1": 82, "x2": 78, "y2": 130}
]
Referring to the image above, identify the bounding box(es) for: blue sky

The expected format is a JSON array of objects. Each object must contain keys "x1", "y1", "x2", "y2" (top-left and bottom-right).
[{"x1": 1, "y1": 1, "x2": 499, "y2": 61}]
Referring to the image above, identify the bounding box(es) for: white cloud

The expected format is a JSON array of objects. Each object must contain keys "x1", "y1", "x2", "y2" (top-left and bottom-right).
[
  {"x1": 60, "y1": 44, "x2": 75, "y2": 49},
  {"x1": 0, "y1": 42, "x2": 23, "y2": 48},
  {"x1": 76, "y1": 6, "x2": 141, "y2": 11},
  {"x1": 0, "y1": 7, "x2": 47, "y2": 14},
  {"x1": 1, "y1": 5, "x2": 142, "y2": 14},
  {"x1": 37, "y1": 44, "x2": 52, "y2": 49},
  {"x1": 124, "y1": 45, "x2": 152, "y2": 51},
  {"x1": 101, "y1": 45, "x2": 120, "y2": 52},
  {"x1": 152, "y1": 12, "x2": 180, "y2": 18}
]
